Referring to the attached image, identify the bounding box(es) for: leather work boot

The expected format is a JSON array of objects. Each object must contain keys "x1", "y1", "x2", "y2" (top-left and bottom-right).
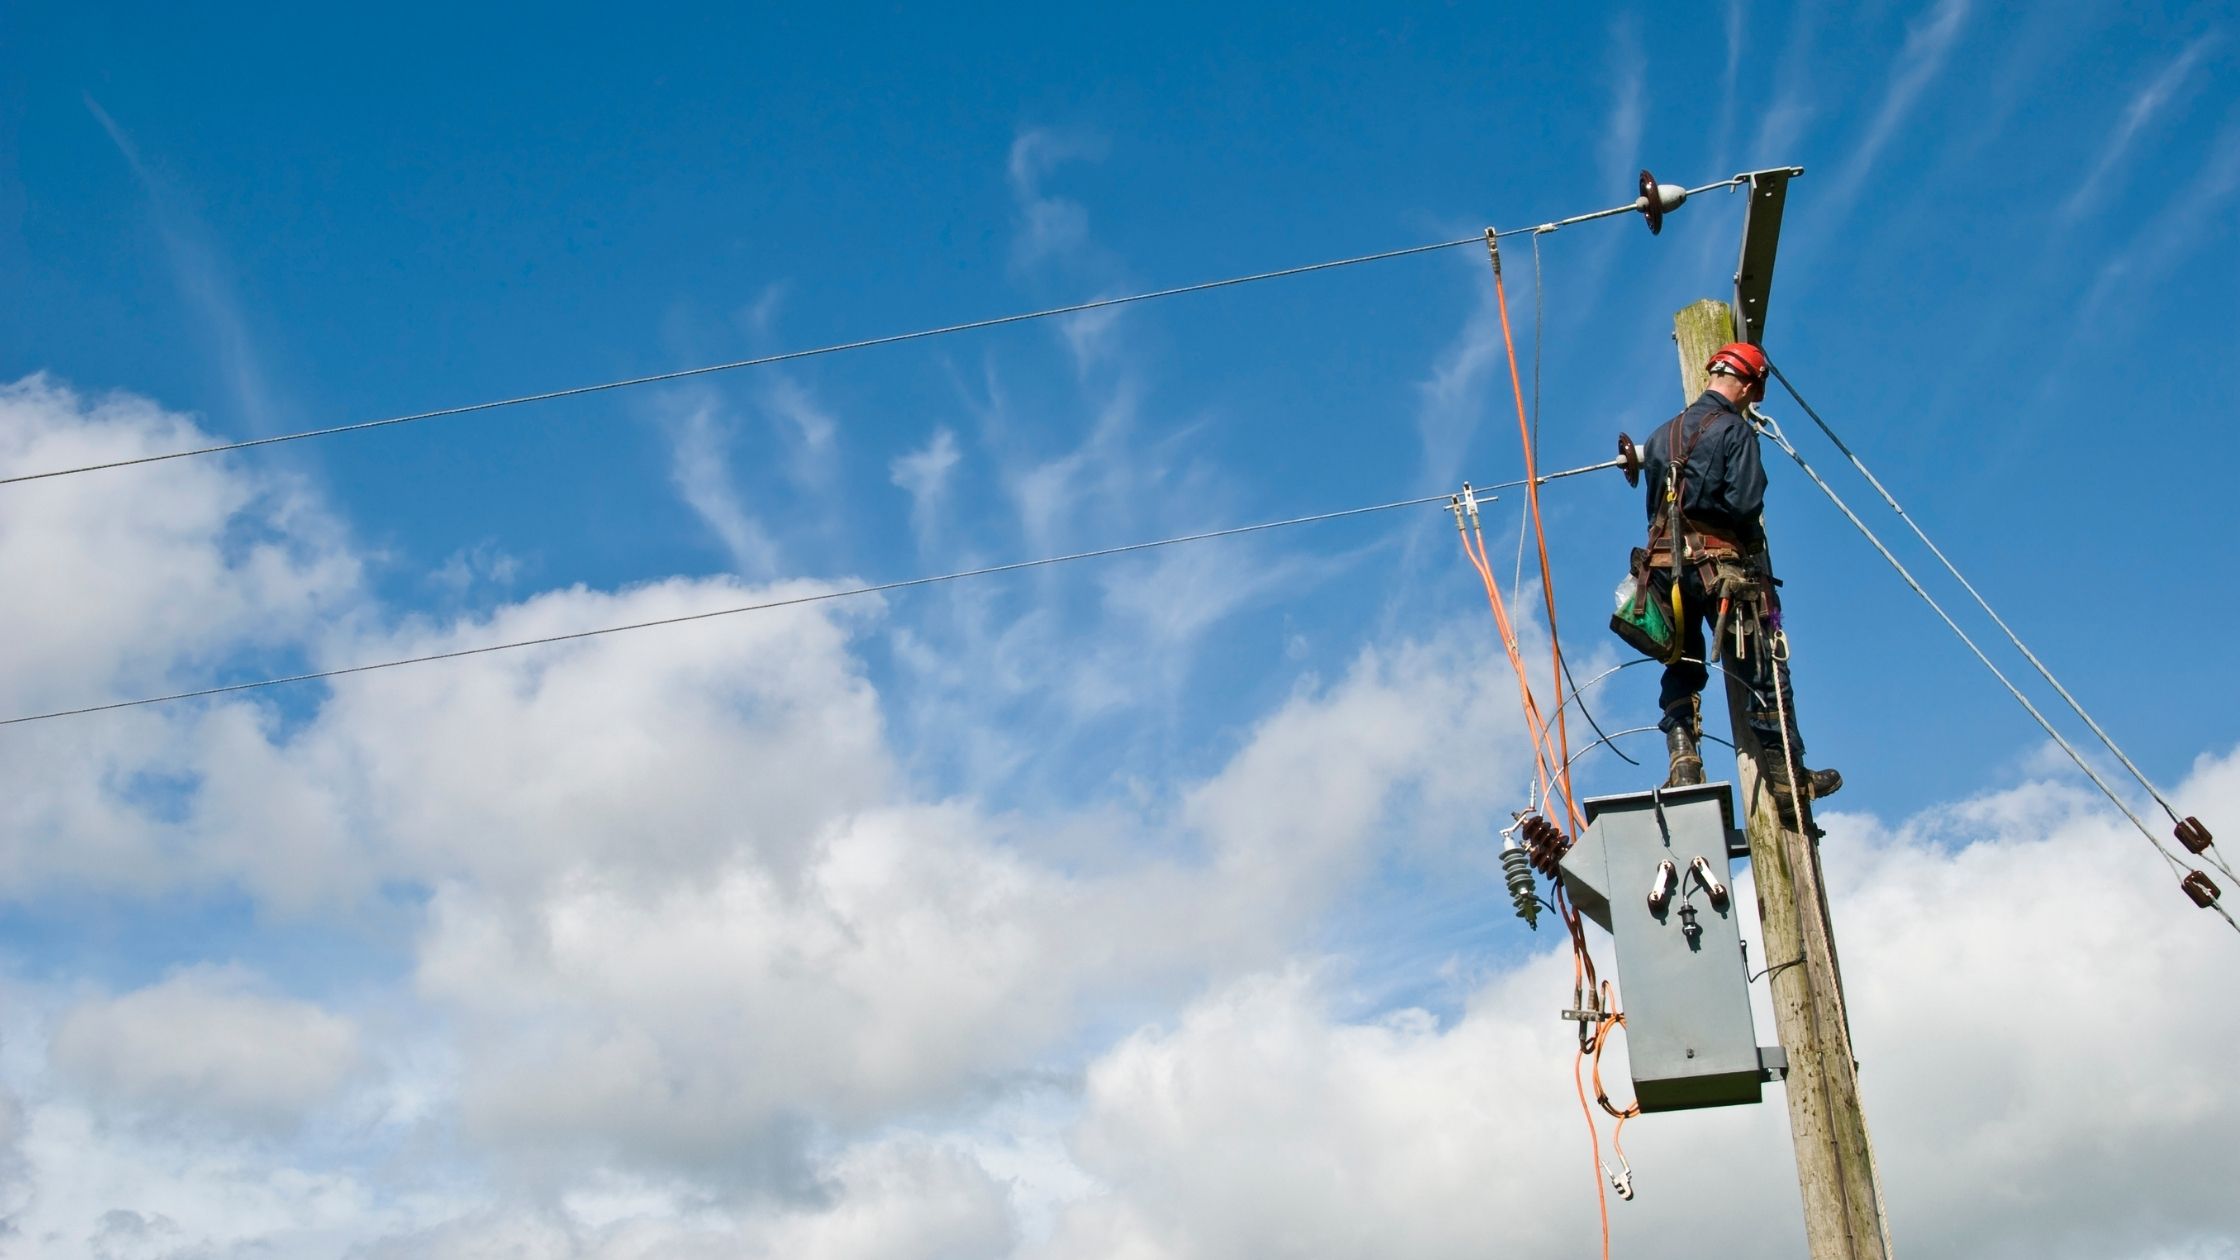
[
  {"x1": 1663, "y1": 727, "x2": 1705, "y2": 788},
  {"x1": 1760, "y1": 757, "x2": 1842, "y2": 826}
]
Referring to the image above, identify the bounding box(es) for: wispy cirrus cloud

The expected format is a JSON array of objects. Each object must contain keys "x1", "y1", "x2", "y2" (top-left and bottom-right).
[
  {"x1": 761, "y1": 375, "x2": 839, "y2": 491},
  {"x1": 662, "y1": 394, "x2": 783, "y2": 578},
  {"x1": 890, "y1": 425, "x2": 963, "y2": 553},
  {"x1": 83, "y1": 95, "x2": 279, "y2": 436},
  {"x1": 1540, "y1": 18, "x2": 1646, "y2": 342},
  {"x1": 2060, "y1": 33, "x2": 2219, "y2": 221},
  {"x1": 2074, "y1": 110, "x2": 2240, "y2": 324},
  {"x1": 1597, "y1": 16, "x2": 1646, "y2": 191},
  {"x1": 1713, "y1": 0, "x2": 1749, "y2": 172},
  {"x1": 1007, "y1": 128, "x2": 1108, "y2": 274},
  {"x1": 1824, "y1": 0, "x2": 1972, "y2": 211}
]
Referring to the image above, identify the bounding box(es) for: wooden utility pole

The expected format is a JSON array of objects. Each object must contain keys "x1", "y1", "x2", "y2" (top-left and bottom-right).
[{"x1": 1674, "y1": 299, "x2": 1891, "y2": 1259}]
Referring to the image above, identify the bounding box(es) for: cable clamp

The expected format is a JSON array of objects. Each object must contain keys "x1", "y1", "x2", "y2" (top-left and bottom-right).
[{"x1": 1559, "y1": 990, "x2": 1607, "y2": 1026}]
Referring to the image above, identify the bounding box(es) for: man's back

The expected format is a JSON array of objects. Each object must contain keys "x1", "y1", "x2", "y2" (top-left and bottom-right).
[{"x1": 1640, "y1": 390, "x2": 1768, "y2": 546}]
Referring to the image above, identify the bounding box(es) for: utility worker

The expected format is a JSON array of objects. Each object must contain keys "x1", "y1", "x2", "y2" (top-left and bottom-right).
[{"x1": 1638, "y1": 341, "x2": 1841, "y2": 819}]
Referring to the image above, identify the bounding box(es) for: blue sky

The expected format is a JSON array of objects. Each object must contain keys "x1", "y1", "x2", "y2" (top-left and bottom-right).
[
  {"x1": 10, "y1": 1, "x2": 2232, "y2": 807},
  {"x1": 2, "y1": 3, "x2": 2236, "y2": 1257}
]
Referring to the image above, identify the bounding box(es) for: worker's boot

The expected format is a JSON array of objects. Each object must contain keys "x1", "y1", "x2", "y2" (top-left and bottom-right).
[
  {"x1": 1663, "y1": 726, "x2": 1705, "y2": 788},
  {"x1": 1760, "y1": 756, "x2": 1842, "y2": 826}
]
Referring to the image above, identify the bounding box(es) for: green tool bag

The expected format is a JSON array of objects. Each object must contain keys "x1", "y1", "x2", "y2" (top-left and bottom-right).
[{"x1": 1610, "y1": 548, "x2": 1678, "y2": 661}]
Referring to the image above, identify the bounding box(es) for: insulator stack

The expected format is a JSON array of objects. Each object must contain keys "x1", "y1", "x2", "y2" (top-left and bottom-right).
[
  {"x1": 1519, "y1": 815, "x2": 1571, "y2": 878},
  {"x1": 1502, "y1": 845, "x2": 1540, "y2": 928},
  {"x1": 2176, "y1": 817, "x2": 2213, "y2": 855},
  {"x1": 2182, "y1": 870, "x2": 2221, "y2": 909}
]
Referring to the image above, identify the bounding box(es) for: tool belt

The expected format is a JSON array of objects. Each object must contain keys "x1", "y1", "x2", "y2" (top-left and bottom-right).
[
  {"x1": 1645, "y1": 515, "x2": 1745, "y2": 577},
  {"x1": 1634, "y1": 517, "x2": 1779, "y2": 664}
]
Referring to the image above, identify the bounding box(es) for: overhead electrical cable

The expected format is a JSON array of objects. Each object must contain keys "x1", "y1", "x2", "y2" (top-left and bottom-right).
[
  {"x1": 1750, "y1": 409, "x2": 2237, "y2": 933},
  {"x1": 0, "y1": 460, "x2": 1623, "y2": 729},
  {"x1": 0, "y1": 175, "x2": 1764, "y2": 488},
  {"x1": 1768, "y1": 361, "x2": 2231, "y2": 885}
]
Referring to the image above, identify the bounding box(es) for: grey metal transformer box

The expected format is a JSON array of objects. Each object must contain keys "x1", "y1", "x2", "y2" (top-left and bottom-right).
[{"x1": 1558, "y1": 782, "x2": 1764, "y2": 1112}]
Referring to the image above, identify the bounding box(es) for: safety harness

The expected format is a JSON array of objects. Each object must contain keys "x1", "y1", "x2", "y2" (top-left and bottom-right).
[{"x1": 1614, "y1": 404, "x2": 1774, "y2": 667}]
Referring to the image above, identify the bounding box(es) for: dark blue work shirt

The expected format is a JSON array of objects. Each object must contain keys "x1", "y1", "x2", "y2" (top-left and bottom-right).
[{"x1": 1641, "y1": 389, "x2": 1768, "y2": 546}]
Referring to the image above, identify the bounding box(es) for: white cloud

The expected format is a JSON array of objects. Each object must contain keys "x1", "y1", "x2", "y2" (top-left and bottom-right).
[
  {"x1": 377, "y1": 623, "x2": 1529, "y2": 1188},
  {"x1": 6, "y1": 214, "x2": 2236, "y2": 1260},
  {"x1": 350, "y1": 1137, "x2": 1014, "y2": 1260},
  {"x1": 0, "y1": 376, "x2": 359, "y2": 716},
  {"x1": 48, "y1": 966, "x2": 361, "y2": 1133},
  {"x1": 1030, "y1": 748, "x2": 2240, "y2": 1259},
  {"x1": 0, "y1": 376, "x2": 360, "y2": 898},
  {"x1": 3, "y1": 1095, "x2": 403, "y2": 1258},
  {"x1": 429, "y1": 540, "x2": 522, "y2": 594},
  {"x1": 0, "y1": 355, "x2": 1527, "y2": 1191},
  {"x1": 1037, "y1": 961, "x2": 1609, "y2": 1260}
]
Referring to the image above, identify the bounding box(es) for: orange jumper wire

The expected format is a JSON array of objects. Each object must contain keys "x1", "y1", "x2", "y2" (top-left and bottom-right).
[{"x1": 1461, "y1": 230, "x2": 1621, "y2": 1259}]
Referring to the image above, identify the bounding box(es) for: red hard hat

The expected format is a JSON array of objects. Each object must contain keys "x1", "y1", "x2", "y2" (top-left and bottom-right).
[{"x1": 1705, "y1": 341, "x2": 1768, "y2": 384}]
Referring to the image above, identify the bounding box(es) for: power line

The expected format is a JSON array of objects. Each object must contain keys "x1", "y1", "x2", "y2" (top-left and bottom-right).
[
  {"x1": 1747, "y1": 409, "x2": 2221, "y2": 904},
  {"x1": 1766, "y1": 361, "x2": 2233, "y2": 885},
  {"x1": 0, "y1": 238, "x2": 1450, "y2": 485},
  {"x1": 0, "y1": 174, "x2": 1766, "y2": 488},
  {"x1": 0, "y1": 460, "x2": 1619, "y2": 728}
]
